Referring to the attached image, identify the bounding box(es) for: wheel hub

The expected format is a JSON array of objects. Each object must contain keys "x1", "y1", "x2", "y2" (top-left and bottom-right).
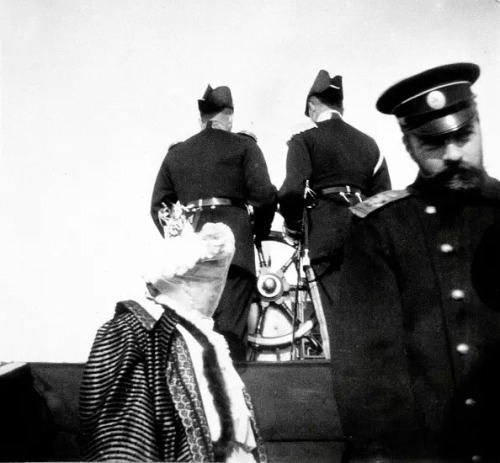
[{"x1": 256, "y1": 269, "x2": 285, "y2": 301}]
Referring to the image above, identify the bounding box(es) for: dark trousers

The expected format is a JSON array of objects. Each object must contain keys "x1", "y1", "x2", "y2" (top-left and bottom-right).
[
  {"x1": 312, "y1": 256, "x2": 346, "y2": 454},
  {"x1": 213, "y1": 265, "x2": 256, "y2": 362}
]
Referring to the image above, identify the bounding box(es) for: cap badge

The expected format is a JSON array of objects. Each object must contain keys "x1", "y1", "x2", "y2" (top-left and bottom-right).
[{"x1": 426, "y1": 90, "x2": 446, "y2": 110}]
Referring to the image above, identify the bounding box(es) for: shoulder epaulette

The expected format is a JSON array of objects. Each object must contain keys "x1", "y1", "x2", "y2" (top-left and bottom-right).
[
  {"x1": 287, "y1": 127, "x2": 317, "y2": 146},
  {"x1": 350, "y1": 189, "x2": 410, "y2": 218},
  {"x1": 168, "y1": 141, "x2": 182, "y2": 151},
  {"x1": 237, "y1": 130, "x2": 258, "y2": 142}
]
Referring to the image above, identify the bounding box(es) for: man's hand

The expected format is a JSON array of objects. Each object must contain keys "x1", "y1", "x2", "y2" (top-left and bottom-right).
[{"x1": 283, "y1": 224, "x2": 302, "y2": 244}]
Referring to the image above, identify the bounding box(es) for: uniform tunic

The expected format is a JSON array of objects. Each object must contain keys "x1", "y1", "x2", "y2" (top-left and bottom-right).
[
  {"x1": 332, "y1": 174, "x2": 500, "y2": 461},
  {"x1": 151, "y1": 125, "x2": 277, "y2": 274},
  {"x1": 278, "y1": 114, "x2": 391, "y2": 362},
  {"x1": 151, "y1": 125, "x2": 277, "y2": 347},
  {"x1": 471, "y1": 220, "x2": 500, "y2": 311},
  {"x1": 278, "y1": 114, "x2": 391, "y2": 261}
]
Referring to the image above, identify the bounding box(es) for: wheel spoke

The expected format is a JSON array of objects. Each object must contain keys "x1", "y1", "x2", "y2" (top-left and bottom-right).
[{"x1": 247, "y1": 230, "x2": 329, "y2": 361}]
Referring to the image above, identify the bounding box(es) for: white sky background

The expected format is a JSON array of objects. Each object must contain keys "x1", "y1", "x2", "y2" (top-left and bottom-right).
[{"x1": 1, "y1": 0, "x2": 499, "y2": 362}]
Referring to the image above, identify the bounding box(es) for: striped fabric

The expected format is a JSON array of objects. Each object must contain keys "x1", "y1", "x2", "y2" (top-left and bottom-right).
[{"x1": 79, "y1": 301, "x2": 267, "y2": 462}]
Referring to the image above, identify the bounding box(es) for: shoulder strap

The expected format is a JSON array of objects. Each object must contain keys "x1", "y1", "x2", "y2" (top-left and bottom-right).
[
  {"x1": 350, "y1": 190, "x2": 410, "y2": 218},
  {"x1": 287, "y1": 126, "x2": 317, "y2": 146},
  {"x1": 168, "y1": 141, "x2": 183, "y2": 151}
]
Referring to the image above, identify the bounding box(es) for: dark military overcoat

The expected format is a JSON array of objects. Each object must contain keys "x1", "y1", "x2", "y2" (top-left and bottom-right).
[
  {"x1": 471, "y1": 220, "x2": 500, "y2": 311},
  {"x1": 331, "y1": 174, "x2": 500, "y2": 461}
]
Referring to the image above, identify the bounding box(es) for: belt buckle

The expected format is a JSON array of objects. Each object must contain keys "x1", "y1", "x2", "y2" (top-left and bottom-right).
[
  {"x1": 210, "y1": 197, "x2": 218, "y2": 209},
  {"x1": 187, "y1": 199, "x2": 203, "y2": 210}
]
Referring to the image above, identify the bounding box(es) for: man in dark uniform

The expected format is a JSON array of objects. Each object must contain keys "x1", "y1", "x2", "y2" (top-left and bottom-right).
[
  {"x1": 278, "y1": 70, "x2": 391, "y2": 354},
  {"x1": 151, "y1": 84, "x2": 277, "y2": 361},
  {"x1": 331, "y1": 63, "x2": 500, "y2": 462}
]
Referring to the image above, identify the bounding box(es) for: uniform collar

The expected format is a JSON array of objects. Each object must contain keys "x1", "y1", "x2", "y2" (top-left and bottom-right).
[
  {"x1": 316, "y1": 109, "x2": 343, "y2": 123},
  {"x1": 202, "y1": 120, "x2": 231, "y2": 131}
]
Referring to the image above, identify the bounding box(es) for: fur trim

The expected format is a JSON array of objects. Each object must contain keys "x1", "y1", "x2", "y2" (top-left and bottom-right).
[{"x1": 176, "y1": 315, "x2": 236, "y2": 462}]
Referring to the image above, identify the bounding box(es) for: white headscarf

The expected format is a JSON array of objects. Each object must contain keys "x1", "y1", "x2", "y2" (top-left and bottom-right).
[{"x1": 143, "y1": 206, "x2": 235, "y2": 319}]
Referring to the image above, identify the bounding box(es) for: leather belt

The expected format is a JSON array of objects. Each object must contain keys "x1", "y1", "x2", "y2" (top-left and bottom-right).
[
  {"x1": 320, "y1": 185, "x2": 362, "y2": 196},
  {"x1": 185, "y1": 197, "x2": 247, "y2": 210}
]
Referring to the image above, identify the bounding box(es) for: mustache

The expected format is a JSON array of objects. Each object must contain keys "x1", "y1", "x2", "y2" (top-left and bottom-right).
[{"x1": 435, "y1": 162, "x2": 485, "y2": 190}]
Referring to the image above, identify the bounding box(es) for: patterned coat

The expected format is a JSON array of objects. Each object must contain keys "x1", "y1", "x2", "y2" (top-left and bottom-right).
[
  {"x1": 278, "y1": 115, "x2": 391, "y2": 261},
  {"x1": 79, "y1": 301, "x2": 267, "y2": 462},
  {"x1": 331, "y1": 175, "x2": 500, "y2": 461}
]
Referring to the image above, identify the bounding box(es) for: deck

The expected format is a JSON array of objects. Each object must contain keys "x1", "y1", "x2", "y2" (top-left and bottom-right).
[{"x1": 0, "y1": 361, "x2": 345, "y2": 462}]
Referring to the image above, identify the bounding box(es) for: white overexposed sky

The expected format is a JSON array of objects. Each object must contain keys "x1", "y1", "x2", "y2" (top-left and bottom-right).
[{"x1": 1, "y1": 0, "x2": 499, "y2": 362}]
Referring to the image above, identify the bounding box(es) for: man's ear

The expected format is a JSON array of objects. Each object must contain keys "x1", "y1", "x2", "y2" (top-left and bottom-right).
[
  {"x1": 307, "y1": 101, "x2": 315, "y2": 118},
  {"x1": 402, "y1": 133, "x2": 416, "y2": 161}
]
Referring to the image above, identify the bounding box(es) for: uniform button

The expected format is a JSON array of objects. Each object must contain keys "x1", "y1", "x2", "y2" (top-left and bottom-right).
[
  {"x1": 465, "y1": 398, "x2": 477, "y2": 407},
  {"x1": 472, "y1": 455, "x2": 482, "y2": 462},
  {"x1": 451, "y1": 289, "x2": 465, "y2": 300},
  {"x1": 440, "y1": 243, "x2": 454, "y2": 253},
  {"x1": 457, "y1": 343, "x2": 470, "y2": 355},
  {"x1": 425, "y1": 205, "x2": 437, "y2": 214}
]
